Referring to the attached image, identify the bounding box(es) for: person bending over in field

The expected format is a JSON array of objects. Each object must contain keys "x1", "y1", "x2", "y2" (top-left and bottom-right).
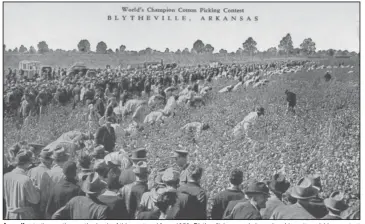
[
  {"x1": 285, "y1": 90, "x2": 296, "y2": 115},
  {"x1": 232, "y1": 107, "x2": 265, "y2": 140}
]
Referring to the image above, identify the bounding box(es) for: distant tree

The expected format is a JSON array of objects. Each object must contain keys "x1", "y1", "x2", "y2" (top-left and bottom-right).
[
  {"x1": 115, "y1": 48, "x2": 119, "y2": 53},
  {"x1": 193, "y1": 39, "x2": 205, "y2": 53},
  {"x1": 49, "y1": 49, "x2": 54, "y2": 53},
  {"x1": 8, "y1": 49, "x2": 12, "y2": 53},
  {"x1": 292, "y1": 48, "x2": 301, "y2": 56},
  {"x1": 119, "y1": 45, "x2": 126, "y2": 52},
  {"x1": 278, "y1": 33, "x2": 293, "y2": 57},
  {"x1": 327, "y1": 49, "x2": 335, "y2": 57},
  {"x1": 29, "y1": 46, "x2": 36, "y2": 54},
  {"x1": 77, "y1": 39, "x2": 91, "y2": 52},
  {"x1": 19, "y1": 45, "x2": 27, "y2": 53},
  {"x1": 107, "y1": 48, "x2": 114, "y2": 54},
  {"x1": 219, "y1": 49, "x2": 228, "y2": 54},
  {"x1": 176, "y1": 49, "x2": 182, "y2": 54},
  {"x1": 145, "y1": 47, "x2": 153, "y2": 54},
  {"x1": 204, "y1": 44, "x2": 214, "y2": 53},
  {"x1": 242, "y1": 37, "x2": 257, "y2": 59},
  {"x1": 164, "y1": 48, "x2": 170, "y2": 53},
  {"x1": 267, "y1": 47, "x2": 277, "y2": 56},
  {"x1": 37, "y1": 41, "x2": 49, "y2": 54},
  {"x1": 13, "y1": 47, "x2": 18, "y2": 53},
  {"x1": 182, "y1": 48, "x2": 189, "y2": 54},
  {"x1": 191, "y1": 48, "x2": 198, "y2": 54},
  {"x1": 236, "y1": 48, "x2": 244, "y2": 54},
  {"x1": 96, "y1": 41, "x2": 107, "y2": 54},
  {"x1": 72, "y1": 49, "x2": 77, "y2": 53},
  {"x1": 300, "y1": 38, "x2": 316, "y2": 55}
]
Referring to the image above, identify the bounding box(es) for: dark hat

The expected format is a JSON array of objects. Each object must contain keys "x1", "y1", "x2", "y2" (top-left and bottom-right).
[
  {"x1": 290, "y1": 177, "x2": 319, "y2": 199},
  {"x1": 133, "y1": 161, "x2": 149, "y2": 174},
  {"x1": 52, "y1": 147, "x2": 70, "y2": 161},
  {"x1": 130, "y1": 148, "x2": 147, "y2": 161},
  {"x1": 15, "y1": 149, "x2": 33, "y2": 166},
  {"x1": 63, "y1": 161, "x2": 77, "y2": 178},
  {"x1": 256, "y1": 106, "x2": 265, "y2": 113},
  {"x1": 245, "y1": 181, "x2": 270, "y2": 196},
  {"x1": 81, "y1": 172, "x2": 106, "y2": 195},
  {"x1": 170, "y1": 149, "x2": 189, "y2": 158},
  {"x1": 39, "y1": 149, "x2": 53, "y2": 160},
  {"x1": 268, "y1": 173, "x2": 291, "y2": 195},
  {"x1": 308, "y1": 174, "x2": 322, "y2": 191},
  {"x1": 324, "y1": 191, "x2": 349, "y2": 212}
]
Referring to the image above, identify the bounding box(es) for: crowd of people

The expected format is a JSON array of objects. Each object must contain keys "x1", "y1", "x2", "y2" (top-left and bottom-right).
[{"x1": 3, "y1": 59, "x2": 359, "y2": 220}]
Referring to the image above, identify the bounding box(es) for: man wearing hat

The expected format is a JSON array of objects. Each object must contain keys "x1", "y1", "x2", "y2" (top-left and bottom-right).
[
  {"x1": 225, "y1": 181, "x2": 270, "y2": 219},
  {"x1": 95, "y1": 116, "x2": 116, "y2": 153},
  {"x1": 302, "y1": 174, "x2": 327, "y2": 218},
  {"x1": 52, "y1": 172, "x2": 109, "y2": 219},
  {"x1": 260, "y1": 173, "x2": 291, "y2": 219},
  {"x1": 171, "y1": 149, "x2": 189, "y2": 185},
  {"x1": 45, "y1": 147, "x2": 70, "y2": 190},
  {"x1": 4, "y1": 150, "x2": 40, "y2": 219},
  {"x1": 211, "y1": 169, "x2": 245, "y2": 219},
  {"x1": 77, "y1": 154, "x2": 93, "y2": 185},
  {"x1": 270, "y1": 177, "x2": 319, "y2": 219},
  {"x1": 119, "y1": 148, "x2": 147, "y2": 186},
  {"x1": 27, "y1": 149, "x2": 54, "y2": 218},
  {"x1": 176, "y1": 164, "x2": 206, "y2": 220},
  {"x1": 45, "y1": 161, "x2": 84, "y2": 219},
  {"x1": 120, "y1": 161, "x2": 149, "y2": 219},
  {"x1": 321, "y1": 191, "x2": 348, "y2": 219},
  {"x1": 98, "y1": 165, "x2": 128, "y2": 219}
]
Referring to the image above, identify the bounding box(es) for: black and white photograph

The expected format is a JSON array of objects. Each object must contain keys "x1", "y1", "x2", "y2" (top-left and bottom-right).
[{"x1": 1, "y1": 0, "x2": 360, "y2": 221}]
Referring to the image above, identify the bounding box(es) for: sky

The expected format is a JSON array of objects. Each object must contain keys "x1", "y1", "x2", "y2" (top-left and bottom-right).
[{"x1": 4, "y1": 2, "x2": 360, "y2": 52}]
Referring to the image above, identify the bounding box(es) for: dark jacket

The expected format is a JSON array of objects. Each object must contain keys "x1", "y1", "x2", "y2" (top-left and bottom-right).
[
  {"x1": 223, "y1": 198, "x2": 247, "y2": 218},
  {"x1": 224, "y1": 201, "x2": 262, "y2": 219},
  {"x1": 95, "y1": 98, "x2": 105, "y2": 117},
  {"x1": 177, "y1": 182, "x2": 207, "y2": 220},
  {"x1": 51, "y1": 196, "x2": 109, "y2": 219},
  {"x1": 45, "y1": 178, "x2": 84, "y2": 219},
  {"x1": 98, "y1": 191, "x2": 128, "y2": 219},
  {"x1": 211, "y1": 188, "x2": 245, "y2": 219},
  {"x1": 95, "y1": 126, "x2": 116, "y2": 153},
  {"x1": 120, "y1": 181, "x2": 149, "y2": 219},
  {"x1": 137, "y1": 209, "x2": 161, "y2": 219}
]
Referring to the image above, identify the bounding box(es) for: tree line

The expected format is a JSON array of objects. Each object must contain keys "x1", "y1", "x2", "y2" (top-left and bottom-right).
[{"x1": 4, "y1": 33, "x2": 357, "y2": 57}]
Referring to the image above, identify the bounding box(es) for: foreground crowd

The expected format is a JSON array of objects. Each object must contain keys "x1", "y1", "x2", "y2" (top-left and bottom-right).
[
  {"x1": 3, "y1": 146, "x2": 360, "y2": 220},
  {"x1": 3, "y1": 60, "x2": 359, "y2": 220}
]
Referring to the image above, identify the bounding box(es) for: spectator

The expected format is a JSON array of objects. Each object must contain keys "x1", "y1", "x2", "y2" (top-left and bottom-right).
[
  {"x1": 270, "y1": 177, "x2": 319, "y2": 219},
  {"x1": 51, "y1": 172, "x2": 109, "y2": 219},
  {"x1": 322, "y1": 191, "x2": 348, "y2": 219},
  {"x1": 260, "y1": 173, "x2": 290, "y2": 219},
  {"x1": 27, "y1": 149, "x2": 54, "y2": 218},
  {"x1": 4, "y1": 150, "x2": 40, "y2": 219},
  {"x1": 120, "y1": 161, "x2": 149, "y2": 219},
  {"x1": 211, "y1": 169, "x2": 245, "y2": 219},
  {"x1": 45, "y1": 161, "x2": 84, "y2": 218},
  {"x1": 98, "y1": 166, "x2": 128, "y2": 219},
  {"x1": 225, "y1": 181, "x2": 270, "y2": 219},
  {"x1": 177, "y1": 164, "x2": 206, "y2": 219},
  {"x1": 170, "y1": 150, "x2": 189, "y2": 185}
]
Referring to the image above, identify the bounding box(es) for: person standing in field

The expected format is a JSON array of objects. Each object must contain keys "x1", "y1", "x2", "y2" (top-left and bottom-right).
[{"x1": 285, "y1": 90, "x2": 296, "y2": 115}]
